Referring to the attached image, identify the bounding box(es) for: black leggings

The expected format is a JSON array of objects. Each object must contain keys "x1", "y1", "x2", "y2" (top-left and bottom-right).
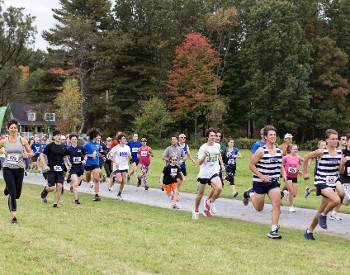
[
  {"x1": 103, "y1": 160, "x2": 112, "y2": 178},
  {"x1": 3, "y1": 167, "x2": 24, "y2": 212}
]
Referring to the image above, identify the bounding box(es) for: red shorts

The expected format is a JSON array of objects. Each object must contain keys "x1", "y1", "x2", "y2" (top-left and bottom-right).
[{"x1": 165, "y1": 183, "x2": 177, "y2": 195}]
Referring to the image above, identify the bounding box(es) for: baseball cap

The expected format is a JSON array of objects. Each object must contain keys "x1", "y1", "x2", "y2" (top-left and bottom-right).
[
  {"x1": 284, "y1": 133, "x2": 293, "y2": 139},
  {"x1": 141, "y1": 138, "x2": 147, "y2": 142}
]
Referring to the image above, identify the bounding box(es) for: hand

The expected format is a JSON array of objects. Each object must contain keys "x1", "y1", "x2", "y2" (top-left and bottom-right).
[
  {"x1": 45, "y1": 165, "x2": 50, "y2": 171},
  {"x1": 114, "y1": 162, "x2": 119, "y2": 168},
  {"x1": 261, "y1": 175, "x2": 269, "y2": 183},
  {"x1": 303, "y1": 173, "x2": 310, "y2": 180},
  {"x1": 204, "y1": 149, "x2": 209, "y2": 156}
]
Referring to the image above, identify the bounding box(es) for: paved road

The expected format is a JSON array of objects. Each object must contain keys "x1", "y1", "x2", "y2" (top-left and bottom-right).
[{"x1": 3, "y1": 172, "x2": 350, "y2": 239}]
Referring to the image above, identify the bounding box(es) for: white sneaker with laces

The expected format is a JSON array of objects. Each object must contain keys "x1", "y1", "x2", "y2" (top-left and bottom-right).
[
  {"x1": 116, "y1": 194, "x2": 124, "y2": 201},
  {"x1": 192, "y1": 210, "x2": 199, "y2": 220},
  {"x1": 289, "y1": 206, "x2": 296, "y2": 212},
  {"x1": 330, "y1": 211, "x2": 341, "y2": 221},
  {"x1": 283, "y1": 190, "x2": 289, "y2": 201},
  {"x1": 210, "y1": 201, "x2": 217, "y2": 215},
  {"x1": 89, "y1": 182, "x2": 94, "y2": 192}
]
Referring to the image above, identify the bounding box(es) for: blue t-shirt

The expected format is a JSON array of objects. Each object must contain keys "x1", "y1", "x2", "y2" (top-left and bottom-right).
[
  {"x1": 67, "y1": 145, "x2": 86, "y2": 167},
  {"x1": 83, "y1": 140, "x2": 100, "y2": 166},
  {"x1": 251, "y1": 140, "x2": 265, "y2": 154},
  {"x1": 32, "y1": 142, "x2": 45, "y2": 156},
  {"x1": 127, "y1": 140, "x2": 142, "y2": 160},
  {"x1": 226, "y1": 147, "x2": 239, "y2": 166}
]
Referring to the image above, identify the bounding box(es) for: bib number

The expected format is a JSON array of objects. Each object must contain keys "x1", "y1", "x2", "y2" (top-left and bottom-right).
[
  {"x1": 7, "y1": 154, "x2": 19, "y2": 164},
  {"x1": 141, "y1": 151, "x2": 148, "y2": 157},
  {"x1": 54, "y1": 165, "x2": 63, "y2": 172},
  {"x1": 72, "y1": 157, "x2": 81, "y2": 164},
  {"x1": 288, "y1": 167, "x2": 297, "y2": 174},
  {"x1": 347, "y1": 167, "x2": 350, "y2": 177},
  {"x1": 132, "y1": 148, "x2": 139, "y2": 153},
  {"x1": 325, "y1": 176, "x2": 337, "y2": 184},
  {"x1": 228, "y1": 158, "x2": 235, "y2": 165}
]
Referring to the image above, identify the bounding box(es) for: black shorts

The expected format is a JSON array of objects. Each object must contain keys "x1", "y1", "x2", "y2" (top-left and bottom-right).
[
  {"x1": 253, "y1": 181, "x2": 280, "y2": 194},
  {"x1": 180, "y1": 167, "x2": 187, "y2": 176},
  {"x1": 114, "y1": 169, "x2": 128, "y2": 173},
  {"x1": 286, "y1": 177, "x2": 298, "y2": 183},
  {"x1": 32, "y1": 155, "x2": 39, "y2": 162},
  {"x1": 315, "y1": 183, "x2": 336, "y2": 196},
  {"x1": 84, "y1": 164, "x2": 100, "y2": 171},
  {"x1": 339, "y1": 174, "x2": 350, "y2": 185},
  {"x1": 47, "y1": 171, "x2": 64, "y2": 187},
  {"x1": 130, "y1": 159, "x2": 139, "y2": 165},
  {"x1": 70, "y1": 166, "x2": 84, "y2": 177},
  {"x1": 197, "y1": 173, "x2": 220, "y2": 185}
]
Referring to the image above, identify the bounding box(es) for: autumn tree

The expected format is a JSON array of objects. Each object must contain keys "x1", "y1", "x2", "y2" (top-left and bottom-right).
[
  {"x1": 54, "y1": 79, "x2": 84, "y2": 134},
  {"x1": 167, "y1": 32, "x2": 222, "y2": 143}
]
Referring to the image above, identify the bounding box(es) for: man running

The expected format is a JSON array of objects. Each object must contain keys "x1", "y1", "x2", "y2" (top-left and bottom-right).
[
  {"x1": 178, "y1": 133, "x2": 195, "y2": 182},
  {"x1": 127, "y1": 133, "x2": 142, "y2": 185}
]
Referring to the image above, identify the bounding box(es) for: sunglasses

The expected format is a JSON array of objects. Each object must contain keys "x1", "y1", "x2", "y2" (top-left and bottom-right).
[
  {"x1": 170, "y1": 158, "x2": 178, "y2": 161},
  {"x1": 180, "y1": 137, "x2": 186, "y2": 139}
]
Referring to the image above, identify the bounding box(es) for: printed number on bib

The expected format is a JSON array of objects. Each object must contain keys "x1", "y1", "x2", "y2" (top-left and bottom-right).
[
  {"x1": 141, "y1": 151, "x2": 148, "y2": 157},
  {"x1": 288, "y1": 167, "x2": 297, "y2": 174},
  {"x1": 132, "y1": 148, "x2": 139, "y2": 153},
  {"x1": 54, "y1": 165, "x2": 63, "y2": 172},
  {"x1": 7, "y1": 154, "x2": 19, "y2": 164},
  {"x1": 72, "y1": 157, "x2": 81, "y2": 164},
  {"x1": 325, "y1": 175, "x2": 337, "y2": 184},
  {"x1": 170, "y1": 168, "x2": 178, "y2": 178},
  {"x1": 228, "y1": 159, "x2": 235, "y2": 165}
]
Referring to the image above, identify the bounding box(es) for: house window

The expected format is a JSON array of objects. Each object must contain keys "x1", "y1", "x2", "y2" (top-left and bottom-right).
[
  {"x1": 27, "y1": 112, "x2": 36, "y2": 121},
  {"x1": 44, "y1": 113, "x2": 55, "y2": 121}
]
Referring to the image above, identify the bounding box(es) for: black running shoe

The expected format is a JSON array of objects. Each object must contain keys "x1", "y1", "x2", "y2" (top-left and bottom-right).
[
  {"x1": 74, "y1": 200, "x2": 81, "y2": 205},
  {"x1": 145, "y1": 186, "x2": 149, "y2": 190},
  {"x1": 53, "y1": 204, "x2": 58, "y2": 208},
  {"x1": 243, "y1": 189, "x2": 252, "y2": 206},
  {"x1": 137, "y1": 177, "x2": 141, "y2": 187},
  {"x1": 11, "y1": 217, "x2": 17, "y2": 224},
  {"x1": 93, "y1": 194, "x2": 101, "y2": 201},
  {"x1": 304, "y1": 229, "x2": 315, "y2": 240}
]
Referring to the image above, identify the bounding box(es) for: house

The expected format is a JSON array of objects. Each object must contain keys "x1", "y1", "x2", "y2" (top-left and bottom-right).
[{"x1": 0, "y1": 102, "x2": 57, "y2": 138}]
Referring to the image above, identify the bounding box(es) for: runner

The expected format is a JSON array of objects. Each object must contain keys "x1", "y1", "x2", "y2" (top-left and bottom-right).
[
  {"x1": 282, "y1": 144, "x2": 303, "y2": 212},
  {"x1": 83, "y1": 128, "x2": 102, "y2": 201},
  {"x1": 127, "y1": 133, "x2": 142, "y2": 185},
  {"x1": 0, "y1": 119, "x2": 33, "y2": 224},
  {"x1": 161, "y1": 154, "x2": 181, "y2": 209},
  {"x1": 178, "y1": 133, "x2": 195, "y2": 182},
  {"x1": 243, "y1": 125, "x2": 286, "y2": 239},
  {"x1": 109, "y1": 133, "x2": 131, "y2": 200},
  {"x1": 105, "y1": 137, "x2": 113, "y2": 191},
  {"x1": 192, "y1": 128, "x2": 225, "y2": 219},
  {"x1": 279, "y1": 133, "x2": 293, "y2": 156},
  {"x1": 336, "y1": 133, "x2": 350, "y2": 209},
  {"x1": 224, "y1": 137, "x2": 242, "y2": 198},
  {"x1": 137, "y1": 138, "x2": 154, "y2": 190},
  {"x1": 251, "y1": 128, "x2": 266, "y2": 154},
  {"x1": 67, "y1": 134, "x2": 86, "y2": 204},
  {"x1": 31, "y1": 136, "x2": 45, "y2": 173},
  {"x1": 40, "y1": 130, "x2": 71, "y2": 208},
  {"x1": 303, "y1": 129, "x2": 344, "y2": 240}
]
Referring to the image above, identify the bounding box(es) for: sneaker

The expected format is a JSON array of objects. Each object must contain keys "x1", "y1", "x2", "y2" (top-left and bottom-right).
[
  {"x1": 78, "y1": 180, "x2": 82, "y2": 186},
  {"x1": 4, "y1": 187, "x2": 8, "y2": 196},
  {"x1": 137, "y1": 177, "x2": 141, "y2": 187},
  {"x1": 203, "y1": 209, "x2": 212, "y2": 217},
  {"x1": 70, "y1": 186, "x2": 73, "y2": 193},
  {"x1": 116, "y1": 194, "x2": 123, "y2": 201},
  {"x1": 108, "y1": 187, "x2": 113, "y2": 192},
  {"x1": 127, "y1": 174, "x2": 130, "y2": 183},
  {"x1": 74, "y1": 200, "x2": 81, "y2": 205},
  {"x1": 145, "y1": 185, "x2": 149, "y2": 190},
  {"x1": 161, "y1": 187, "x2": 165, "y2": 191},
  {"x1": 304, "y1": 187, "x2": 311, "y2": 198},
  {"x1": 89, "y1": 182, "x2": 94, "y2": 192},
  {"x1": 243, "y1": 188, "x2": 252, "y2": 206},
  {"x1": 304, "y1": 229, "x2": 315, "y2": 240},
  {"x1": 53, "y1": 204, "x2": 58, "y2": 208},
  {"x1": 283, "y1": 190, "x2": 289, "y2": 201},
  {"x1": 41, "y1": 197, "x2": 48, "y2": 204},
  {"x1": 318, "y1": 213, "x2": 327, "y2": 229},
  {"x1": 11, "y1": 217, "x2": 18, "y2": 224},
  {"x1": 210, "y1": 201, "x2": 217, "y2": 215},
  {"x1": 24, "y1": 171, "x2": 27, "y2": 176},
  {"x1": 192, "y1": 210, "x2": 199, "y2": 220},
  {"x1": 289, "y1": 206, "x2": 296, "y2": 212},
  {"x1": 204, "y1": 198, "x2": 211, "y2": 211},
  {"x1": 330, "y1": 211, "x2": 342, "y2": 221},
  {"x1": 93, "y1": 194, "x2": 101, "y2": 201},
  {"x1": 268, "y1": 230, "x2": 282, "y2": 239},
  {"x1": 233, "y1": 192, "x2": 239, "y2": 198},
  {"x1": 172, "y1": 204, "x2": 179, "y2": 209}
]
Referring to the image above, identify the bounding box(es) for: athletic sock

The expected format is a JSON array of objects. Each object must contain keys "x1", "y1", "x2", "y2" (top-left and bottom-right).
[{"x1": 271, "y1": 225, "x2": 278, "y2": 231}]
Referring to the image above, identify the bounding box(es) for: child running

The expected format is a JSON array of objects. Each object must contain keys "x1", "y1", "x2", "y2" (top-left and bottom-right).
[
  {"x1": 161, "y1": 154, "x2": 181, "y2": 209},
  {"x1": 282, "y1": 144, "x2": 302, "y2": 212},
  {"x1": 137, "y1": 138, "x2": 154, "y2": 190}
]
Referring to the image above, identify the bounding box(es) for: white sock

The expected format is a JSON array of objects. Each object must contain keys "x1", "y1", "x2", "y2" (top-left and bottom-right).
[{"x1": 271, "y1": 225, "x2": 278, "y2": 231}]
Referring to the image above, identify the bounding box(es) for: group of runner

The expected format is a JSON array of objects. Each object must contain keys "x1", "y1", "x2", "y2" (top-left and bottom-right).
[{"x1": 0, "y1": 121, "x2": 349, "y2": 242}]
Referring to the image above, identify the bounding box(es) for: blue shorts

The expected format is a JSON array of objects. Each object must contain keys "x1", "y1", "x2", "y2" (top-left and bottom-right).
[
  {"x1": 70, "y1": 166, "x2": 84, "y2": 177},
  {"x1": 315, "y1": 184, "x2": 336, "y2": 196},
  {"x1": 287, "y1": 177, "x2": 298, "y2": 183},
  {"x1": 84, "y1": 164, "x2": 100, "y2": 171},
  {"x1": 253, "y1": 181, "x2": 280, "y2": 194}
]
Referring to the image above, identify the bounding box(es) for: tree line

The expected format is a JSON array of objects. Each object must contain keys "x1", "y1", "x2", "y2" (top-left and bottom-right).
[{"x1": 1, "y1": 0, "x2": 350, "y2": 144}]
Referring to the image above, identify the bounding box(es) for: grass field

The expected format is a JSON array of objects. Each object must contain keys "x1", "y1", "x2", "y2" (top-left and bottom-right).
[{"x1": 0, "y1": 148, "x2": 349, "y2": 273}]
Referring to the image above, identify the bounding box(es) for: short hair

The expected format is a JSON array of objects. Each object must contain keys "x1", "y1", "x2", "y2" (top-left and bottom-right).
[
  {"x1": 69, "y1": 134, "x2": 78, "y2": 140},
  {"x1": 7, "y1": 119, "x2": 19, "y2": 129},
  {"x1": 325, "y1": 129, "x2": 338, "y2": 140},
  {"x1": 205, "y1": 127, "x2": 217, "y2": 138},
  {"x1": 87, "y1": 128, "x2": 101, "y2": 140},
  {"x1": 227, "y1": 137, "x2": 234, "y2": 143},
  {"x1": 117, "y1": 133, "x2": 126, "y2": 142},
  {"x1": 263, "y1": 125, "x2": 277, "y2": 137}
]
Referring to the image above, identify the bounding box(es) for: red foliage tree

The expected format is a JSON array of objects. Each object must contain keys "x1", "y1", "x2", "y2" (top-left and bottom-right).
[{"x1": 167, "y1": 32, "x2": 222, "y2": 140}]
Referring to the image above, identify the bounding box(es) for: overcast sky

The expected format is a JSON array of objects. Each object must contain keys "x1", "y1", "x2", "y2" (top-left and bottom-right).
[{"x1": 3, "y1": 0, "x2": 61, "y2": 51}]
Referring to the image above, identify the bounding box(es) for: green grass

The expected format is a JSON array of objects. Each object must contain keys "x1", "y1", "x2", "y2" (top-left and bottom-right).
[
  {"x1": 132, "y1": 149, "x2": 350, "y2": 214},
  {"x1": 0, "y1": 183, "x2": 349, "y2": 274}
]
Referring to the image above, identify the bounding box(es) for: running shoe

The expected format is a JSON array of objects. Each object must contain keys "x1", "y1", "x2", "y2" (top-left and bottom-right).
[
  {"x1": 93, "y1": 194, "x2": 101, "y2": 201},
  {"x1": 41, "y1": 197, "x2": 48, "y2": 204},
  {"x1": 267, "y1": 230, "x2": 282, "y2": 239},
  {"x1": 192, "y1": 210, "x2": 199, "y2": 220},
  {"x1": 74, "y1": 200, "x2": 81, "y2": 205},
  {"x1": 210, "y1": 201, "x2": 217, "y2": 215},
  {"x1": 304, "y1": 187, "x2": 311, "y2": 198},
  {"x1": 4, "y1": 187, "x2": 8, "y2": 196},
  {"x1": 172, "y1": 204, "x2": 179, "y2": 209},
  {"x1": 116, "y1": 194, "x2": 123, "y2": 201},
  {"x1": 318, "y1": 213, "x2": 327, "y2": 229},
  {"x1": 283, "y1": 190, "x2": 289, "y2": 201},
  {"x1": 205, "y1": 198, "x2": 211, "y2": 211},
  {"x1": 127, "y1": 174, "x2": 130, "y2": 183},
  {"x1": 53, "y1": 204, "x2": 58, "y2": 208},
  {"x1": 233, "y1": 192, "x2": 239, "y2": 198},
  {"x1": 145, "y1": 185, "x2": 149, "y2": 190},
  {"x1": 108, "y1": 187, "x2": 113, "y2": 192},
  {"x1": 137, "y1": 177, "x2": 141, "y2": 187},
  {"x1": 243, "y1": 189, "x2": 252, "y2": 206},
  {"x1": 89, "y1": 182, "x2": 94, "y2": 192},
  {"x1": 11, "y1": 217, "x2": 18, "y2": 224},
  {"x1": 289, "y1": 206, "x2": 296, "y2": 212},
  {"x1": 304, "y1": 230, "x2": 315, "y2": 240},
  {"x1": 329, "y1": 211, "x2": 342, "y2": 221},
  {"x1": 203, "y1": 209, "x2": 212, "y2": 217}
]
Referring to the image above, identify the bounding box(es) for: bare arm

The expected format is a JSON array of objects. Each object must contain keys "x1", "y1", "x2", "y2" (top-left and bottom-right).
[
  {"x1": 303, "y1": 149, "x2": 324, "y2": 179},
  {"x1": 249, "y1": 148, "x2": 268, "y2": 182},
  {"x1": 21, "y1": 137, "x2": 34, "y2": 157}
]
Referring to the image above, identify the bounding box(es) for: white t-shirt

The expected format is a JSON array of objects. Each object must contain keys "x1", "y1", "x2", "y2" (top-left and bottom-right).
[
  {"x1": 109, "y1": 144, "x2": 131, "y2": 171},
  {"x1": 197, "y1": 142, "x2": 221, "y2": 179}
]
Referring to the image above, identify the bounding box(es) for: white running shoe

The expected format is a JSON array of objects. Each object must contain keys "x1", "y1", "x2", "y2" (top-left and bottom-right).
[
  {"x1": 116, "y1": 194, "x2": 124, "y2": 201},
  {"x1": 289, "y1": 206, "x2": 296, "y2": 212},
  {"x1": 192, "y1": 210, "x2": 199, "y2": 220},
  {"x1": 283, "y1": 190, "x2": 289, "y2": 201},
  {"x1": 210, "y1": 201, "x2": 217, "y2": 215},
  {"x1": 329, "y1": 211, "x2": 342, "y2": 221},
  {"x1": 89, "y1": 182, "x2": 94, "y2": 192}
]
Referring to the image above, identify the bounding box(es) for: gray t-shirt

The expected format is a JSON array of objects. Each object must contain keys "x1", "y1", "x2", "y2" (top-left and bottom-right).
[{"x1": 163, "y1": 145, "x2": 185, "y2": 165}]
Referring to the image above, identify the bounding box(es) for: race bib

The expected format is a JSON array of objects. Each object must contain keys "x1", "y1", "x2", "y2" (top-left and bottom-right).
[
  {"x1": 132, "y1": 148, "x2": 139, "y2": 153},
  {"x1": 54, "y1": 165, "x2": 63, "y2": 172},
  {"x1": 228, "y1": 158, "x2": 235, "y2": 165},
  {"x1": 325, "y1": 175, "x2": 337, "y2": 184},
  {"x1": 72, "y1": 157, "x2": 81, "y2": 164},
  {"x1": 288, "y1": 167, "x2": 297, "y2": 174},
  {"x1": 141, "y1": 151, "x2": 148, "y2": 157},
  {"x1": 170, "y1": 168, "x2": 178, "y2": 177},
  {"x1": 7, "y1": 154, "x2": 19, "y2": 164}
]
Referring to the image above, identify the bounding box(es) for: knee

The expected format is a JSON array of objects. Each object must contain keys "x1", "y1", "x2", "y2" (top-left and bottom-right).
[
  {"x1": 56, "y1": 185, "x2": 63, "y2": 191},
  {"x1": 334, "y1": 196, "x2": 341, "y2": 205}
]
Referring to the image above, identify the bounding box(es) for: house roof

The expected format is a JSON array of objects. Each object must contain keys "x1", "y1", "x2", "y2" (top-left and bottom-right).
[{"x1": 8, "y1": 102, "x2": 57, "y2": 126}]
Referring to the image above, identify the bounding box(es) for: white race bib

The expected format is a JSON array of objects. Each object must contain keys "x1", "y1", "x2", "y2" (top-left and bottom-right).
[
  {"x1": 228, "y1": 158, "x2": 235, "y2": 165},
  {"x1": 72, "y1": 157, "x2": 81, "y2": 164},
  {"x1": 132, "y1": 148, "x2": 139, "y2": 153},
  {"x1": 7, "y1": 154, "x2": 19, "y2": 164},
  {"x1": 288, "y1": 167, "x2": 297, "y2": 174},
  {"x1": 54, "y1": 165, "x2": 63, "y2": 172},
  {"x1": 325, "y1": 175, "x2": 337, "y2": 184},
  {"x1": 140, "y1": 151, "x2": 148, "y2": 157}
]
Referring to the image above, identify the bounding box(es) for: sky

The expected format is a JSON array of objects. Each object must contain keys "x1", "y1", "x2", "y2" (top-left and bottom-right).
[{"x1": 3, "y1": 0, "x2": 61, "y2": 51}]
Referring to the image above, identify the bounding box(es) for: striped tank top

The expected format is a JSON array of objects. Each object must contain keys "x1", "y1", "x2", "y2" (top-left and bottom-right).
[
  {"x1": 314, "y1": 148, "x2": 341, "y2": 187},
  {"x1": 253, "y1": 146, "x2": 282, "y2": 183}
]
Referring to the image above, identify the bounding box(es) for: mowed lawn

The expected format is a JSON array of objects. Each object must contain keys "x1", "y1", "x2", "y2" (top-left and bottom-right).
[{"x1": 0, "y1": 148, "x2": 349, "y2": 273}]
